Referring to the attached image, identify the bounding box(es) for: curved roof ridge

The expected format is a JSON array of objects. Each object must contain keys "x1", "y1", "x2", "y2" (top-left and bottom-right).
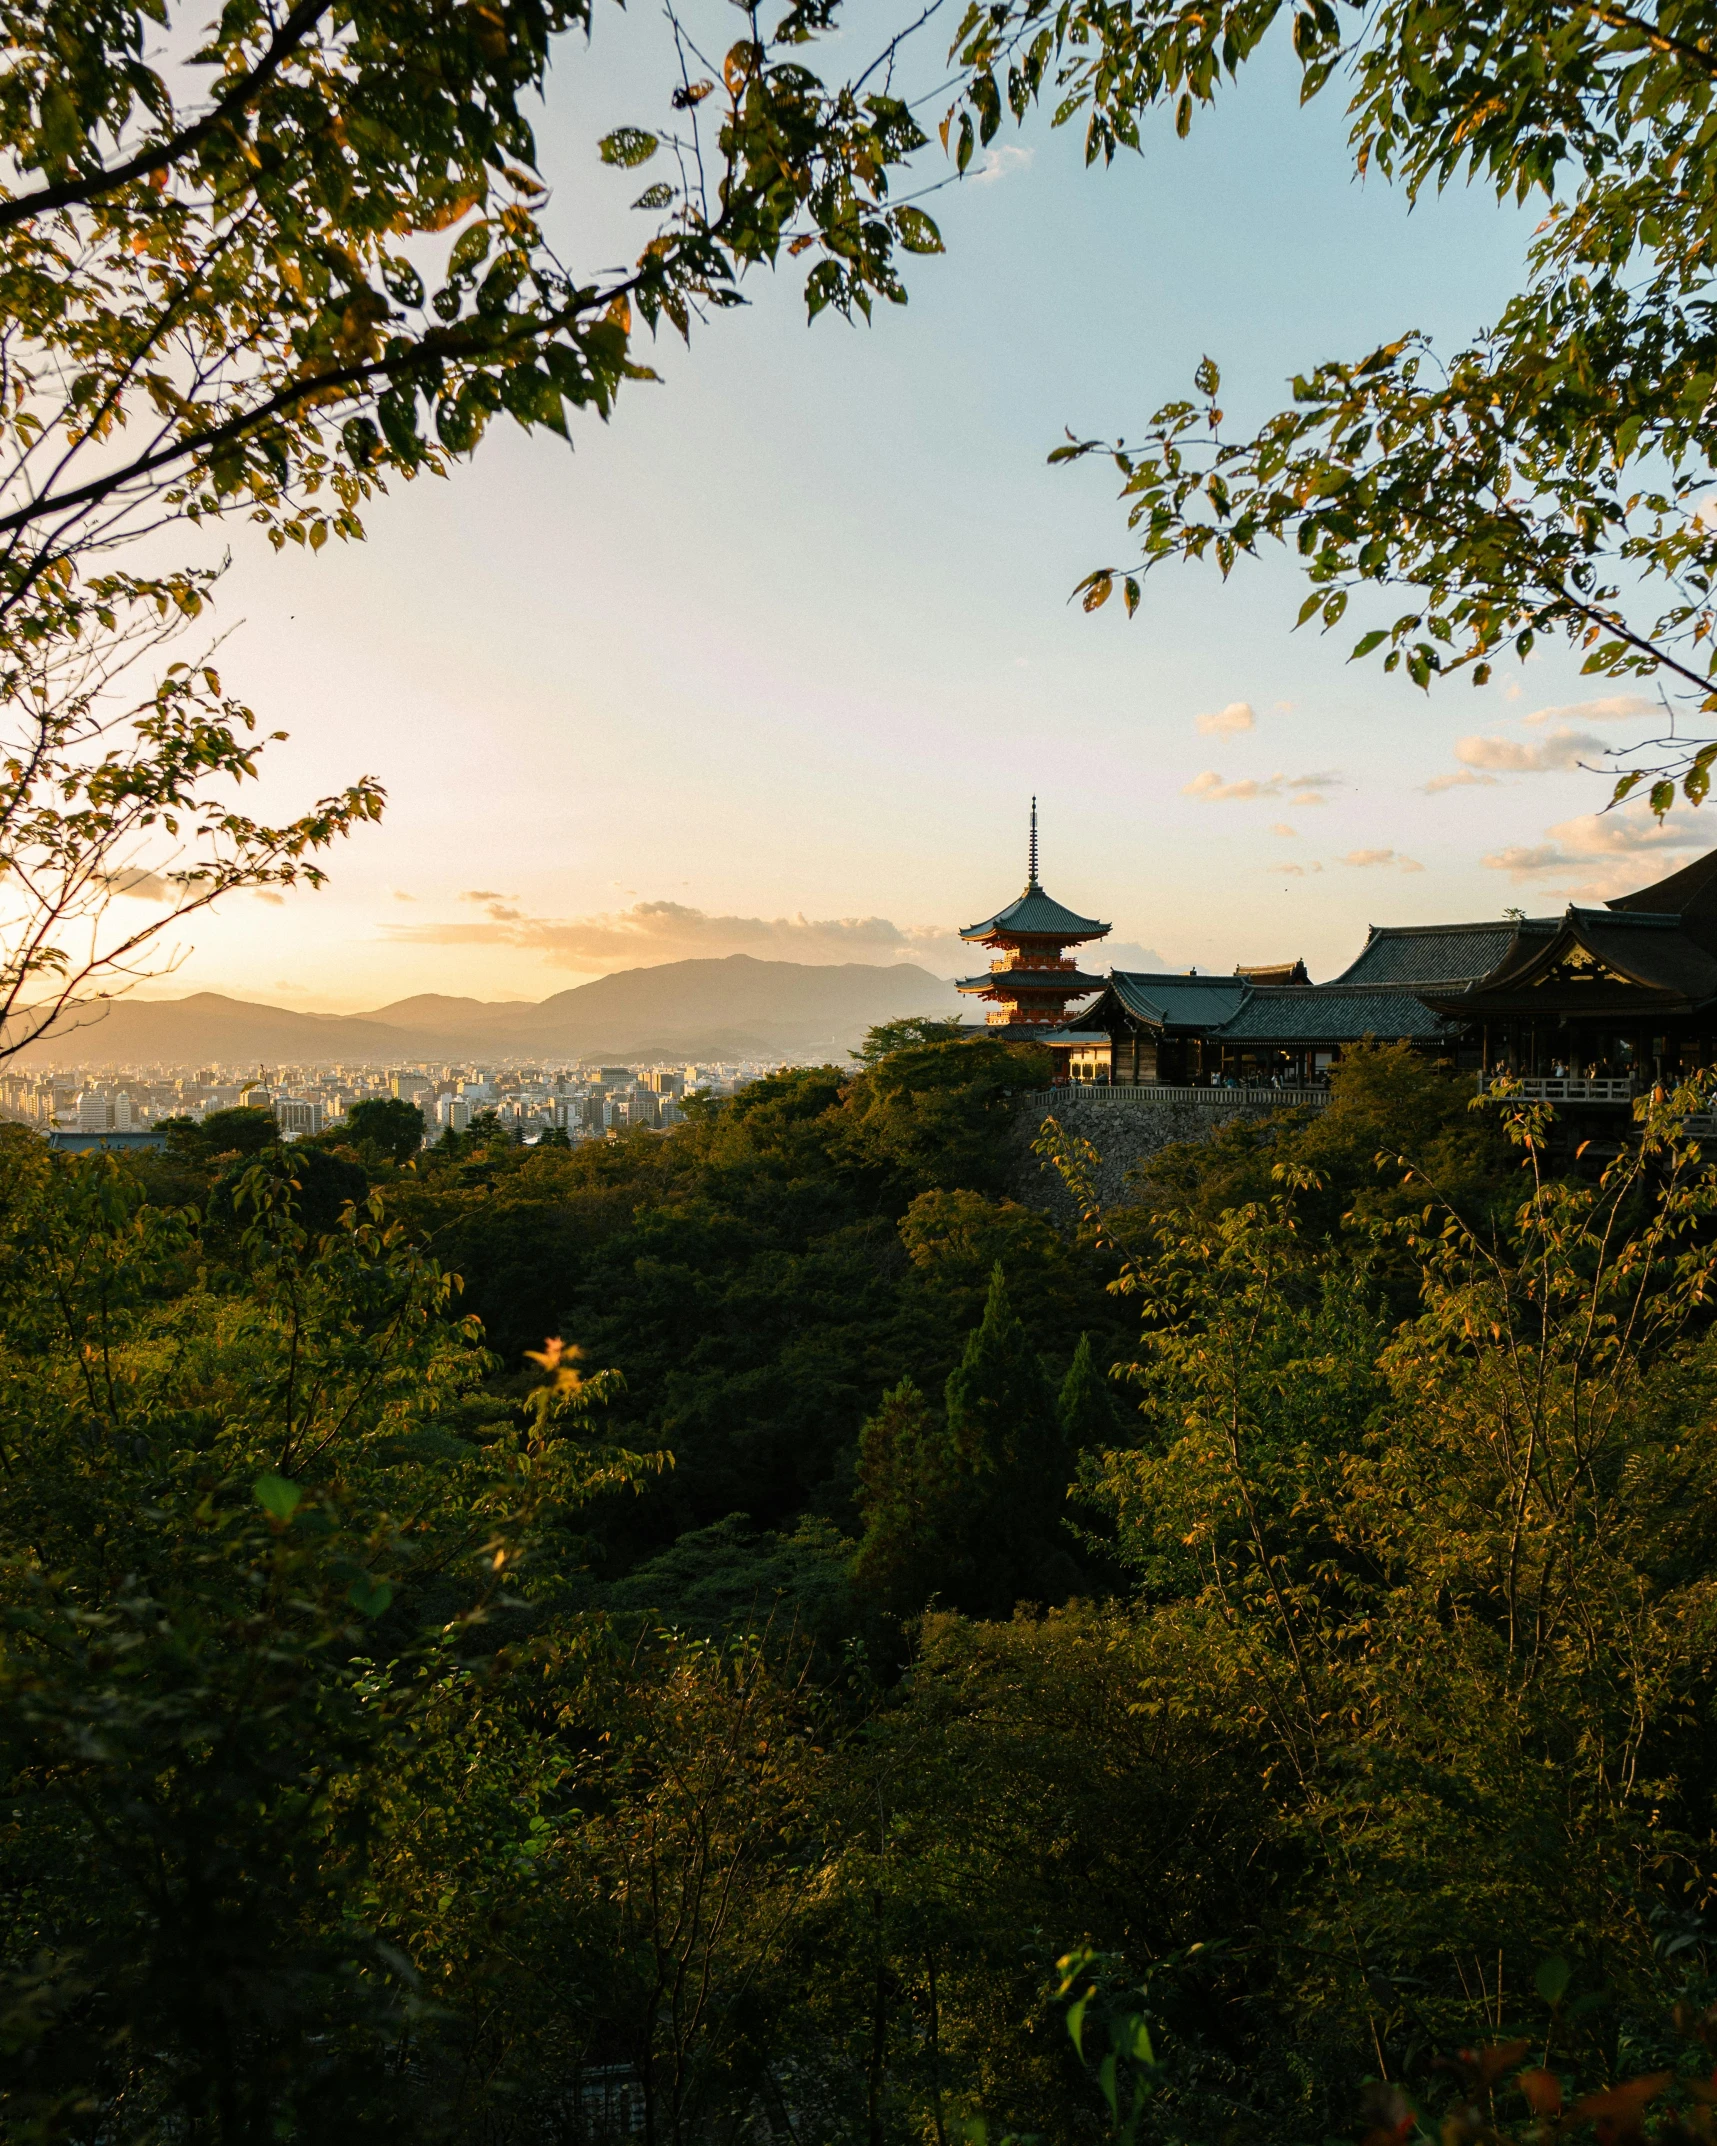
[
  {"x1": 1607, "y1": 844, "x2": 1717, "y2": 917},
  {"x1": 959, "y1": 883, "x2": 1112, "y2": 942}
]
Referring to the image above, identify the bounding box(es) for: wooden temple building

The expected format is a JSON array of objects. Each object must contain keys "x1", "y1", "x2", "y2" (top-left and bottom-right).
[
  {"x1": 956, "y1": 800, "x2": 1112, "y2": 1034},
  {"x1": 960, "y1": 817, "x2": 1717, "y2": 1099}
]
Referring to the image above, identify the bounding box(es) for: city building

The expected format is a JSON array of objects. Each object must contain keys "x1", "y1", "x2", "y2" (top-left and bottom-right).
[
  {"x1": 48, "y1": 1127, "x2": 167, "y2": 1154},
  {"x1": 273, "y1": 1096, "x2": 323, "y2": 1139}
]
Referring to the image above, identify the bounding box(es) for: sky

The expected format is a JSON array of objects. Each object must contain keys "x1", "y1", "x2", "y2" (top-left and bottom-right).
[{"x1": 122, "y1": 3, "x2": 1705, "y2": 1012}]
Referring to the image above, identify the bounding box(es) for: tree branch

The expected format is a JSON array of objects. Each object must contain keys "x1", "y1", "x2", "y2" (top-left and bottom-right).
[{"x1": 0, "y1": 0, "x2": 340, "y2": 236}]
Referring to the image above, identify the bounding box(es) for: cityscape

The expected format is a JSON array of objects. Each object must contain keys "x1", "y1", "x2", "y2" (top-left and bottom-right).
[{"x1": 0, "y1": 1055, "x2": 773, "y2": 1147}]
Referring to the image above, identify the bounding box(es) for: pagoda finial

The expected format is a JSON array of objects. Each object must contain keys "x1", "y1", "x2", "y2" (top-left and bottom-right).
[{"x1": 1028, "y1": 796, "x2": 1039, "y2": 889}]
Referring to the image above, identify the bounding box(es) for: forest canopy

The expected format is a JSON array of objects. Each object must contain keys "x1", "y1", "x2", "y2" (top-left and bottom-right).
[{"x1": 7, "y1": 1041, "x2": 1717, "y2": 2143}]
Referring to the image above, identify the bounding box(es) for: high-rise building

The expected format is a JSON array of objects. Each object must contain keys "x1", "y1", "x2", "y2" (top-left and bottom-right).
[{"x1": 273, "y1": 1097, "x2": 323, "y2": 1139}]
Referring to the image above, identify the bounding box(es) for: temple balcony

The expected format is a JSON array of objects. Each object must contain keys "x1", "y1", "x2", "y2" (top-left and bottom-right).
[{"x1": 1476, "y1": 1073, "x2": 1638, "y2": 1104}]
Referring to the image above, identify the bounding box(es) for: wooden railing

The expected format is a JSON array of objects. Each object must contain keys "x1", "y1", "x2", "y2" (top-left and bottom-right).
[
  {"x1": 1029, "y1": 1082, "x2": 1333, "y2": 1109},
  {"x1": 1476, "y1": 1074, "x2": 1637, "y2": 1104}
]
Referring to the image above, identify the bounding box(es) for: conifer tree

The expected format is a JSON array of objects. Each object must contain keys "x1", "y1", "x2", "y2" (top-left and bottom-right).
[
  {"x1": 851, "y1": 1379, "x2": 954, "y2": 1619},
  {"x1": 852, "y1": 1272, "x2": 1083, "y2": 1621},
  {"x1": 940, "y1": 1265, "x2": 1075, "y2": 1618},
  {"x1": 1058, "y1": 1331, "x2": 1123, "y2": 1451}
]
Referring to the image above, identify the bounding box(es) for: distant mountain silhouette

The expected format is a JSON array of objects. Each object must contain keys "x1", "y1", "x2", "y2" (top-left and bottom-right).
[{"x1": 9, "y1": 957, "x2": 965, "y2": 1067}]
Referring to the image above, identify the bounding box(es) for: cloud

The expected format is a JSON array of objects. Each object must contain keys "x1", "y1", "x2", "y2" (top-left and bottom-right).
[
  {"x1": 392, "y1": 890, "x2": 417, "y2": 903},
  {"x1": 969, "y1": 144, "x2": 1033, "y2": 184},
  {"x1": 391, "y1": 897, "x2": 985, "y2": 975},
  {"x1": 1481, "y1": 806, "x2": 1701, "y2": 894},
  {"x1": 1183, "y1": 768, "x2": 1339, "y2": 803},
  {"x1": 102, "y1": 869, "x2": 171, "y2": 901},
  {"x1": 1104, "y1": 940, "x2": 1175, "y2": 971},
  {"x1": 1196, "y1": 701, "x2": 1256, "y2": 735},
  {"x1": 1520, "y1": 694, "x2": 1653, "y2": 728},
  {"x1": 1339, "y1": 849, "x2": 1423, "y2": 872},
  {"x1": 254, "y1": 891, "x2": 285, "y2": 907},
  {"x1": 462, "y1": 889, "x2": 512, "y2": 903},
  {"x1": 1268, "y1": 861, "x2": 1323, "y2": 877},
  {"x1": 1184, "y1": 771, "x2": 1272, "y2": 802},
  {"x1": 1426, "y1": 698, "x2": 1660, "y2": 792},
  {"x1": 1453, "y1": 726, "x2": 1615, "y2": 775},
  {"x1": 1269, "y1": 823, "x2": 1298, "y2": 838},
  {"x1": 1422, "y1": 769, "x2": 1500, "y2": 795}
]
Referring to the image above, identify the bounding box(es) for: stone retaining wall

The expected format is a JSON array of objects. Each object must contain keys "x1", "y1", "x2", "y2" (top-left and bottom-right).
[{"x1": 1007, "y1": 1089, "x2": 1314, "y2": 1225}]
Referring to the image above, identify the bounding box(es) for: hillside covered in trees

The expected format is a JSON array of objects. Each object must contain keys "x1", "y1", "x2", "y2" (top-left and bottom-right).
[{"x1": 8, "y1": 1036, "x2": 1717, "y2": 2144}]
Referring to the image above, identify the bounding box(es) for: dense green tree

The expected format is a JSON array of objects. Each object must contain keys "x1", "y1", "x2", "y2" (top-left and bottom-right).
[
  {"x1": 897, "y1": 1184, "x2": 1106, "y2": 1342},
  {"x1": 854, "y1": 1268, "x2": 1081, "y2": 1621},
  {"x1": 339, "y1": 1094, "x2": 429, "y2": 1164},
  {"x1": 837, "y1": 1037, "x2": 1052, "y2": 1199},
  {"x1": 851, "y1": 1378, "x2": 958, "y2": 1621},
  {"x1": 0, "y1": 1133, "x2": 656, "y2": 2141},
  {"x1": 940, "y1": 1264, "x2": 1076, "y2": 1616},
  {"x1": 1056, "y1": 1329, "x2": 1124, "y2": 1450},
  {"x1": 600, "y1": 1512, "x2": 860, "y2": 1657},
  {"x1": 389, "y1": 1051, "x2": 1112, "y2": 1568},
  {"x1": 853, "y1": 1016, "x2": 970, "y2": 1064},
  {"x1": 158, "y1": 1103, "x2": 280, "y2": 1161},
  {"x1": 211, "y1": 1137, "x2": 370, "y2": 1236}
]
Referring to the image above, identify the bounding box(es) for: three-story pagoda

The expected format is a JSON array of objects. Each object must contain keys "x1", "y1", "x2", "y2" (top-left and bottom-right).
[{"x1": 957, "y1": 802, "x2": 1110, "y2": 1030}]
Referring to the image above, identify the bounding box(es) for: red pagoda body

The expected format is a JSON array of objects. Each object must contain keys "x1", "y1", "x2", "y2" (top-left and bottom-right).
[{"x1": 956, "y1": 803, "x2": 1110, "y2": 1030}]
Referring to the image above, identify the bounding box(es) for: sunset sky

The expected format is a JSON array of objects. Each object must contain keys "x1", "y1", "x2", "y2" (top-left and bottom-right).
[{"x1": 130, "y1": 8, "x2": 1695, "y2": 1014}]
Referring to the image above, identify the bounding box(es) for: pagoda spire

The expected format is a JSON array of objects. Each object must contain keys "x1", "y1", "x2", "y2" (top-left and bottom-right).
[{"x1": 956, "y1": 807, "x2": 1110, "y2": 1030}]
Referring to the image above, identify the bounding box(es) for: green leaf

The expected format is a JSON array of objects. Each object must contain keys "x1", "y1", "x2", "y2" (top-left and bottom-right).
[
  {"x1": 347, "y1": 1574, "x2": 394, "y2": 1618},
  {"x1": 1535, "y1": 1956, "x2": 1572, "y2": 2006},
  {"x1": 253, "y1": 1473, "x2": 302, "y2": 1522},
  {"x1": 448, "y1": 221, "x2": 492, "y2": 277},
  {"x1": 1065, "y1": 1992, "x2": 1089, "y2": 2058},
  {"x1": 894, "y1": 206, "x2": 945, "y2": 255},
  {"x1": 599, "y1": 127, "x2": 660, "y2": 169}
]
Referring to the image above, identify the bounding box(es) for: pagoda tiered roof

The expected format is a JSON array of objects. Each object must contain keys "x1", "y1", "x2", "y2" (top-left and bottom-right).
[
  {"x1": 959, "y1": 882, "x2": 1111, "y2": 943},
  {"x1": 956, "y1": 966, "x2": 1107, "y2": 996}
]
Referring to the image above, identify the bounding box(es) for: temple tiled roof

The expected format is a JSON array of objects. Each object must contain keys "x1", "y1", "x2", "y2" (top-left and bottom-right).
[
  {"x1": 1106, "y1": 973, "x2": 1251, "y2": 1028},
  {"x1": 1441, "y1": 906, "x2": 1717, "y2": 1006},
  {"x1": 1215, "y1": 987, "x2": 1458, "y2": 1046},
  {"x1": 1607, "y1": 844, "x2": 1717, "y2": 924},
  {"x1": 1328, "y1": 919, "x2": 1557, "y2": 990},
  {"x1": 960, "y1": 882, "x2": 1111, "y2": 942},
  {"x1": 955, "y1": 969, "x2": 1107, "y2": 994}
]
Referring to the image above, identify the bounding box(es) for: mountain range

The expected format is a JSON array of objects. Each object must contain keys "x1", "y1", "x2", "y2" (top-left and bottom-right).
[{"x1": 8, "y1": 956, "x2": 966, "y2": 1068}]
